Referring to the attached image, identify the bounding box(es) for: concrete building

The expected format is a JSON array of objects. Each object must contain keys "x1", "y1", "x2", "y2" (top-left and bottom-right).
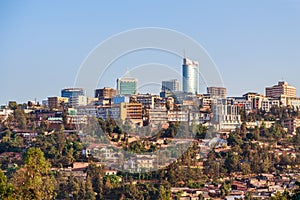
[
  {"x1": 47, "y1": 96, "x2": 69, "y2": 110},
  {"x1": 243, "y1": 92, "x2": 261, "y2": 102},
  {"x1": 120, "y1": 102, "x2": 143, "y2": 126},
  {"x1": 116, "y1": 77, "x2": 138, "y2": 95},
  {"x1": 130, "y1": 94, "x2": 159, "y2": 109},
  {"x1": 86, "y1": 97, "x2": 98, "y2": 105},
  {"x1": 97, "y1": 104, "x2": 121, "y2": 120},
  {"x1": 67, "y1": 115, "x2": 87, "y2": 125},
  {"x1": 0, "y1": 108, "x2": 13, "y2": 121},
  {"x1": 266, "y1": 81, "x2": 296, "y2": 98},
  {"x1": 168, "y1": 110, "x2": 189, "y2": 122},
  {"x1": 182, "y1": 58, "x2": 199, "y2": 94},
  {"x1": 69, "y1": 95, "x2": 87, "y2": 108},
  {"x1": 189, "y1": 110, "x2": 211, "y2": 125},
  {"x1": 282, "y1": 118, "x2": 300, "y2": 134},
  {"x1": 77, "y1": 105, "x2": 97, "y2": 117},
  {"x1": 95, "y1": 87, "x2": 118, "y2": 100},
  {"x1": 207, "y1": 87, "x2": 227, "y2": 98},
  {"x1": 148, "y1": 108, "x2": 168, "y2": 125},
  {"x1": 242, "y1": 92, "x2": 267, "y2": 110},
  {"x1": 212, "y1": 99, "x2": 241, "y2": 130},
  {"x1": 230, "y1": 97, "x2": 252, "y2": 111},
  {"x1": 280, "y1": 96, "x2": 300, "y2": 109}
]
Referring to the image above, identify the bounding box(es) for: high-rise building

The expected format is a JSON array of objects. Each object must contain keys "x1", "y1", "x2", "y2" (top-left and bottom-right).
[
  {"x1": 266, "y1": 81, "x2": 296, "y2": 98},
  {"x1": 182, "y1": 58, "x2": 199, "y2": 94},
  {"x1": 116, "y1": 77, "x2": 138, "y2": 95},
  {"x1": 161, "y1": 79, "x2": 180, "y2": 92},
  {"x1": 207, "y1": 87, "x2": 227, "y2": 98},
  {"x1": 61, "y1": 88, "x2": 85, "y2": 99}
]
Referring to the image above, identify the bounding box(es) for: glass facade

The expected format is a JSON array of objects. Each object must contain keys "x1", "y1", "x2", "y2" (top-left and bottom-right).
[
  {"x1": 61, "y1": 88, "x2": 85, "y2": 99},
  {"x1": 182, "y1": 58, "x2": 199, "y2": 94},
  {"x1": 117, "y1": 78, "x2": 138, "y2": 95}
]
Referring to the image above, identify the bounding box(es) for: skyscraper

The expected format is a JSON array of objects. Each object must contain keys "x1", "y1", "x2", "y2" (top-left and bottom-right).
[
  {"x1": 116, "y1": 77, "x2": 138, "y2": 95},
  {"x1": 161, "y1": 79, "x2": 180, "y2": 92},
  {"x1": 182, "y1": 58, "x2": 199, "y2": 94}
]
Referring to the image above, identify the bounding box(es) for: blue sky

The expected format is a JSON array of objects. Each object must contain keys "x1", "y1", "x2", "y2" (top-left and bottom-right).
[{"x1": 1, "y1": 0, "x2": 300, "y2": 104}]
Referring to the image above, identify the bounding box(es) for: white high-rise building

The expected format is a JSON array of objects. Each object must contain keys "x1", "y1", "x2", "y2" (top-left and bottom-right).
[{"x1": 182, "y1": 58, "x2": 199, "y2": 94}]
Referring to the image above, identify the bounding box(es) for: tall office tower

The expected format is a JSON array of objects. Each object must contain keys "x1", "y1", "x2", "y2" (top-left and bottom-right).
[
  {"x1": 116, "y1": 77, "x2": 138, "y2": 95},
  {"x1": 182, "y1": 58, "x2": 199, "y2": 94},
  {"x1": 161, "y1": 79, "x2": 180, "y2": 92},
  {"x1": 61, "y1": 88, "x2": 85, "y2": 99},
  {"x1": 266, "y1": 81, "x2": 296, "y2": 98},
  {"x1": 207, "y1": 87, "x2": 227, "y2": 98}
]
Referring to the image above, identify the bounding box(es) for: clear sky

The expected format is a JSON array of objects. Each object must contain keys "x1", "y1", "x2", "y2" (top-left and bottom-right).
[{"x1": 1, "y1": 0, "x2": 300, "y2": 104}]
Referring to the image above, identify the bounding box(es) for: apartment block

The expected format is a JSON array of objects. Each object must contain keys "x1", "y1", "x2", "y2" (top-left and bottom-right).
[
  {"x1": 120, "y1": 102, "x2": 143, "y2": 126},
  {"x1": 207, "y1": 87, "x2": 227, "y2": 98},
  {"x1": 266, "y1": 81, "x2": 296, "y2": 98}
]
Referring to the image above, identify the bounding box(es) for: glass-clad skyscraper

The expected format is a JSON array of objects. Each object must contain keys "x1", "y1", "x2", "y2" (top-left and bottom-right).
[
  {"x1": 182, "y1": 58, "x2": 199, "y2": 94},
  {"x1": 116, "y1": 77, "x2": 138, "y2": 95}
]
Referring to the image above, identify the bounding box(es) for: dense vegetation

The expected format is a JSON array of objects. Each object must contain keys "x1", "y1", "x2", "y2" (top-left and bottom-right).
[{"x1": 0, "y1": 104, "x2": 300, "y2": 199}]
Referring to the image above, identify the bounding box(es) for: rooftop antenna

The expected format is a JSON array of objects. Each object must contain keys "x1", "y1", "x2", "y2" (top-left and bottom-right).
[{"x1": 183, "y1": 49, "x2": 186, "y2": 59}]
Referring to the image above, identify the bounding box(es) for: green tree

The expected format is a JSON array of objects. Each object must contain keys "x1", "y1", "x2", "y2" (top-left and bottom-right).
[
  {"x1": 291, "y1": 181, "x2": 300, "y2": 200},
  {"x1": 157, "y1": 185, "x2": 170, "y2": 200},
  {"x1": 85, "y1": 177, "x2": 96, "y2": 200},
  {"x1": 67, "y1": 174, "x2": 80, "y2": 199},
  {"x1": 220, "y1": 181, "x2": 231, "y2": 197},
  {"x1": 11, "y1": 147, "x2": 56, "y2": 199},
  {"x1": 0, "y1": 170, "x2": 15, "y2": 200},
  {"x1": 14, "y1": 107, "x2": 27, "y2": 130},
  {"x1": 8, "y1": 101, "x2": 18, "y2": 110},
  {"x1": 270, "y1": 190, "x2": 290, "y2": 200},
  {"x1": 224, "y1": 151, "x2": 240, "y2": 174}
]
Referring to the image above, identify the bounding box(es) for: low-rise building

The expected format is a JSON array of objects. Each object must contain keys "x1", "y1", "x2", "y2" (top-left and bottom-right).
[
  {"x1": 282, "y1": 118, "x2": 300, "y2": 134},
  {"x1": 97, "y1": 104, "x2": 121, "y2": 120},
  {"x1": 120, "y1": 102, "x2": 143, "y2": 126},
  {"x1": 212, "y1": 99, "x2": 241, "y2": 131},
  {"x1": 168, "y1": 110, "x2": 189, "y2": 122},
  {"x1": 148, "y1": 108, "x2": 168, "y2": 125},
  {"x1": 0, "y1": 108, "x2": 13, "y2": 121},
  {"x1": 69, "y1": 95, "x2": 87, "y2": 108}
]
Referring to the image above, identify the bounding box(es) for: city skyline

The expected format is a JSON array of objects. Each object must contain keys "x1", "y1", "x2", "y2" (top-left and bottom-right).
[
  {"x1": 1, "y1": 71, "x2": 299, "y2": 105},
  {"x1": 1, "y1": 1, "x2": 300, "y2": 104}
]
